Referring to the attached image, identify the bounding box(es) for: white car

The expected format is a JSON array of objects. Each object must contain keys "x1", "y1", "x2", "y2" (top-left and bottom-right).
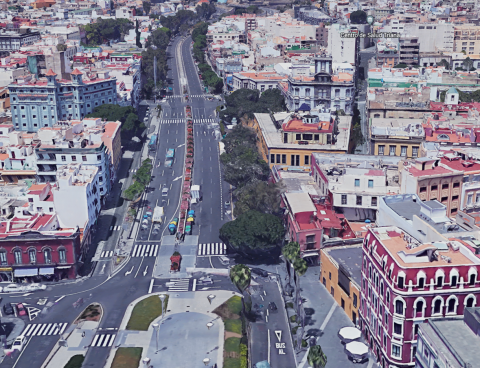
[
  {"x1": 162, "y1": 188, "x2": 169, "y2": 197},
  {"x1": 2, "y1": 284, "x2": 25, "y2": 293},
  {"x1": 12, "y1": 336, "x2": 26, "y2": 352},
  {"x1": 26, "y1": 283, "x2": 46, "y2": 291}
]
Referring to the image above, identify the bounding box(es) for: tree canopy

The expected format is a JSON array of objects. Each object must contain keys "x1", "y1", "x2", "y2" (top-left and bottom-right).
[
  {"x1": 142, "y1": 1, "x2": 151, "y2": 15},
  {"x1": 234, "y1": 5, "x2": 262, "y2": 15},
  {"x1": 233, "y1": 180, "x2": 285, "y2": 217},
  {"x1": 220, "y1": 88, "x2": 286, "y2": 122},
  {"x1": 229, "y1": 264, "x2": 251, "y2": 293},
  {"x1": 82, "y1": 18, "x2": 133, "y2": 46},
  {"x1": 308, "y1": 345, "x2": 327, "y2": 368},
  {"x1": 282, "y1": 242, "x2": 308, "y2": 276},
  {"x1": 86, "y1": 104, "x2": 144, "y2": 134},
  {"x1": 196, "y1": 2, "x2": 216, "y2": 20},
  {"x1": 220, "y1": 210, "x2": 284, "y2": 259},
  {"x1": 123, "y1": 159, "x2": 152, "y2": 201},
  {"x1": 350, "y1": 10, "x2": 367, "y2": 24}
]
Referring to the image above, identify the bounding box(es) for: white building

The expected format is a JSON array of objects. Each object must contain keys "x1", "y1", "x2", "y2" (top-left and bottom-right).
[{"x1": 327, "y1": 24, "x2": 357, "y2": 65}]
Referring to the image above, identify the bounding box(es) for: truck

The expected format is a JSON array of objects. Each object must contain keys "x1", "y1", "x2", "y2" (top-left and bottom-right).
[
  {"x1": 153, "y1": 206, "x2": 164, "y2": 223},
  {"x1": 191, "y1": 185, "x2": 202, "y2": 204},
  {"x1": 165, "y1": 148, "x2": 175, "y2": 167}
]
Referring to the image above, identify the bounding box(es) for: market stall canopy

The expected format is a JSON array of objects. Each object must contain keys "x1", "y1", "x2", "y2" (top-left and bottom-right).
[
  {"x1": 345, "y1": 341, "x2": 369, "y2": 359},
  {"x1": 338, "y1": 327, "x2": 361, "y2": 343}
]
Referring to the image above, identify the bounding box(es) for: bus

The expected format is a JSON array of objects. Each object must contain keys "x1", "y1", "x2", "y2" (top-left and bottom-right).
[
  {"x1": 165, "y1": 148, "x2": 175, "y2": 167},
  {"x1": 148, "y1": 135, "x2": 157, "y2": 151}
]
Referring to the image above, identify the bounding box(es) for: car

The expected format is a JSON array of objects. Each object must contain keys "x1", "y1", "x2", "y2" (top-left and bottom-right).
[
  {"x1": 3, "y1": 303, "x2": 14, "y2": 315},
  {"x1": 162, "y1": 188, "x2": 169, "y2": 197},
  {"x1": 269, "y1": 302, "x2": 277, "y2": 311},
  {"x1": 2, "y1": 284, "x2": 24, "y2": 293},
  {"x1": 224, "y1": 201, "x2": 231, "y2": 208},
  {"x1": 25, "y1": 283, "x2": 46, "y2": 291},
  {"x1": 251, "y1": 268, "x2": 268, "y2": 277},
  {"x1": 12, "y1": 336, "x2": 26, "y2": 352},
  {"x1": 219, "y1": 256, "x2": 230, "y2": 265},
  {"x1": 16, "y1": 303, "x2": 26, "y2": 316}
]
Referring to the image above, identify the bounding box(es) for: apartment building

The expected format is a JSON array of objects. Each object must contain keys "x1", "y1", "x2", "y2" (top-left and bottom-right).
[
  {"x1": 399, "y1": 36, "x2": 420, "y2": 66},
  {"x1": 453, "y1": 24, "x2": 480, "y2": 55},
  {"x1": 0, "y1": 30, "x2": 41, "y2": 51}
]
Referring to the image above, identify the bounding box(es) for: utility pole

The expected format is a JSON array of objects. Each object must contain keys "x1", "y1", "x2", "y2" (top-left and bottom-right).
[{"x1": 154, "y1": 55, "x2": 157, "y2": 103}]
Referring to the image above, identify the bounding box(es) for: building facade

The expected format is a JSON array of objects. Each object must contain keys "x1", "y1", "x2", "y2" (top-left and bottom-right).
[
  {"x1": 0, "y1": 30, "x2": 41, "y2": 51},
  {"x1": 8, "y1": 69, "x2": 117, "y2": 132}
]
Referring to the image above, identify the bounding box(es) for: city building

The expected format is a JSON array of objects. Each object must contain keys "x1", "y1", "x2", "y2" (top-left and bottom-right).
[
  {"x1": 320, "y1": 244, "x2": 362, "y2": 324},
  {"x1": 398, "y1": 36, "x2": 420, "y2": 66},
  {"x1": 280, "y1": 54, "x2": 355, "y2": 114},
  {"x1": 360, "y1": 225, "x2": 480, "y2": 368},
  {"x1": 231, "y1": 71, "x2": 286, "y2": 92},
  {"x1": 8, "y1": 69, "x2": 117, "y2": 132},
  {"x1": 0, "y1": 30, "x2": 41, "y2": 51},
  {"x1": 249, "y1": 112, "x2": 351, "y2": 170},
  {"x1": 370, "y1": 118, "x2": 424, "y2": 158},
  {"x1": 453, "y1": 24, "x2": 480, "y2": 55},
  {"x1": 400, "y1": 158, "x2": 464, "y2": 217},
  {"x1": 415, "y1": 308, "x2": 480, "y2": 368},
  {"x1": 311, "y1": 153, "x2": 401, "y2": 221}
]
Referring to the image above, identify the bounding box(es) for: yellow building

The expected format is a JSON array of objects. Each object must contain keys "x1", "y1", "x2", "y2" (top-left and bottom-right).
[
  {"x1": 370, "y1": 117, "x2": 423, "y2": 158},
  {"x1": 320, "y1": 244, "x2": 362, "y2": 325},
  {"x1": 454, "y1": 24, "x2": 480, "y2": 55},
  {"x1": 250, "y1": 113, "x2": 351, "y2": 169}
]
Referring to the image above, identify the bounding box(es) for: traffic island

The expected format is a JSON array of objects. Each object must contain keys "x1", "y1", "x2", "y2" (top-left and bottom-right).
[
  {"x1": 126, "y1": 295, "x2": 169, "y2": 331},
  {"x1": 110, "y1": 347, "x2": 142, "y2": 368}
]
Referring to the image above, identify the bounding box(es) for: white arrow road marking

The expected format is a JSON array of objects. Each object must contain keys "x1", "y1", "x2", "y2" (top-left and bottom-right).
[
  {"x1": 177, "y1": 143, "x2": 185, "y2": 148},
  {"x1": 125, "y1": 266, "x2": 134, "y2": 276},
  {"x1": 275, "y1": 330, "x2": 282, "y2": 342},
  {"x1": 143, "y1": 266, "x2": 148, "y2": 277},
  {"x1": 21, "y1": 293, "x2": 33, "y2": 297},
  {"x1": 37, "y1": 299, "x2": 48, "y2": 306},
  {"x1": 173, "y1": 176, "x2": 183, "y2": 182},
  {"x1": 27, "y1": 307, "x2": 41, "y2": 321}
]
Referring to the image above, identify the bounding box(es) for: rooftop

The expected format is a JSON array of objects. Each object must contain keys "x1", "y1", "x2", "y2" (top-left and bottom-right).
[{"x1": 325, "y1": 245, "x2": 363, "y2": 287}]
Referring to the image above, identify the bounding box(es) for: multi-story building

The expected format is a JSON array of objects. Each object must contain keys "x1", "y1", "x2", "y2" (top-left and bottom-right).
[
  {"x1": 360, "y1": 225, "x2": 480, "y2": 368},
  {"x1": 399, "y1": 36, "x2": 420, "y2": 66},
  {"x1": 321, "y1": 244, "x2": 362, "y2": 324},
  {"x1": 280, "y1": 54, "x2": 355, "y2": 113},
  {"x1": 415, "y1": 308, "x2": 480, "y2": 368},
  {"x1": 453, "y1": 24, "x2": 480, "y2": 55},
  {"x1": 34, "y1": 118, "x2": 122, "y2": 202},
  {"x1": 311, "y1": 153, "x2": 401, "y2": 221},
  {"x1": 231, "y1": 72, "x2": 286, "y2": 92},
  {"x1": 0, "y1": 30, "x2": 41, "y2": 51},
  {"x1": 376, "y1": 40, "x2": 400, "y2": 68},
  {"x1": 403, "y1": 23, "x2": 454, "y2": 53},
  {"x1": 400, "y1": 158, "x2": 464, "y2": 217},
  {"x1": 249, "y1": 112, "x2": 351, "y2": 169},
  {"x1": 8, "y1": 69, "x2": 117, "y2": 132},
  {"x1": 370, "y1": 118, "x2": 424, "y2": 159},
  {"x1": 316, "y1": 23, "x2": 329, "y2": 47}
]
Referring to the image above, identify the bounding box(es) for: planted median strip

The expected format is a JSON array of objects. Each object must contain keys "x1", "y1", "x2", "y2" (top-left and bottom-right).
[
  {"x1": 126, "y1": 295, "x2": 169, "y2": 331},
  {"x1": 111, "y1": 347, "x2": 143, "y2": 368}
]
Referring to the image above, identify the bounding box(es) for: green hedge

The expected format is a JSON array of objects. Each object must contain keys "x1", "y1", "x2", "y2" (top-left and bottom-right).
[{"x1": 64, "y1": 355, "x2": 84, "y2": 368}]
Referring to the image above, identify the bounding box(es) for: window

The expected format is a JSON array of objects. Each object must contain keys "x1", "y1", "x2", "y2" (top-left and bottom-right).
[
  {"x1": 44, "y1": 248, "x2": 52, "y2": 264},
  {"x1": 29, "y1": 249, "x2": 36, "y2": 263},
  {"x1": 356, "y1": 196, "x2": 362, "y2": 205},
  {"x1": 436, "y1": 275, "x2": 444, "y2": 287},
  {"x1": 466, "y1": 295, "x2": 475, "y2": 308},
  {"x1": 270, "y1": 154, "x2": 275, "y2": 164},
  {"x1": 14, "y1": 249, "x2": 22, "y2": 265},
  {"x1": 61, "y1": 155, "x2": 66, "y2": 162},
  {"x1": 341, "y1": 298, "x2": 345, "y2": 309},
  {"x1": 329, "y1": 272, "x2": 332, "y2": 280},
  {"x1": 353, "y1": 293, "x2": 357, "y2": 308},
  {"x1": 386, "y1": 290, "x2": 390, "y2": 304},
  {"x1": 304, "y1": 155, "x2": 309, "y2": 165},
  {"x1": 420, "y1": 186, "x2": 427, "y2": 193},
  {"x1": 433, "y1": 298, "x2": 443, "y2": 314},
  {"x1": 447, "y1": 297, "x2": 456, "y2": 314},
  {"x1": 72, "y1": 155, "x2": 76, "y2": 162},
  {"x1": 451, "y1": 275, "x2": 458, "y2": 287},
  {"x1": 393, "y1": 322, "x2": 402, "y2": 335},
  {"x1": 415, "y1": 299, "x2": 424, "y2": 316},
  {"x1": 453, "y1": 182, "x2": 460, "y2": 188},
  {"x1": 398, "y1": 276, "x2": 404, "y2": 289},
  {"x1": 380, "y1": 281, "x2": 384, "y2": 298},
  {"x1": 368, "y1": 180, "x2": 374, "y2": 188},
  {"x1": 378, "y1": 145, "x2": 385, "y2": 155},
  {"x1": 389, "y1": 146, "x2": 396, "y2": 156},
  {"x1": 49, "y1": 207, "x2": 53, "y2": 212},
  {"x1": 371, "y1": 197, "x2": 377, "y2": 206},
  {"x1": 401, "y1": 146, "x2": 407, "y2": 157},
  {"x1": 59, "y1": 249, "x2": 66, "y2": 263},
  {"x1": 395, "y1": 300, "x2": 404, "y2": 315},
  {"x1": 296, "y1": 134, "x2": 301, "y2": 141},
  {"x1": 82, "y1": 155, "x2": 87, "y2": 162},
  {"x1": 355, "y1": 179, "x2": 360, "y2": 187},
  {"x1": 341, "y1": 195, "x2": 347, "y2": 205},
  {"x1": 330, "y1": 287, "x2": 334, "y2": 296},
  {"x1": 392, "y1": 344, "x2": 401, "y2": 358},
  {"x1": 276, "y1": 154, "x2": 280, "y2": 164},
  {"x1": 431, "y1": 185, "x2": 438, "y2": 191},
  {"x1": 412, "y1": 146, "x2": 419, "y2": 157},
  {"x1": 97, "y1": 155, "x2": 102, "y2": 161},
  {"x1": 418, "y1": 276, "x2": 425, "y2": 288},
  {"x1": 469, "y1": 272, "x2": 476, "y2": 286},
  {"x1": 282, "y1": 155, "x2": 286, "y2": 164},
  {"x1": 442, "y1": 183, "x2": 449, "y2": 190}
]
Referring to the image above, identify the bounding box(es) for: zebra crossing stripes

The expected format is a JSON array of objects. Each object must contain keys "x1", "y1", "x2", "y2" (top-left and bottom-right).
[
  {"x1": 131, "y1": 244, "x2": 159, "y2": 257},
  {"x1": 23, "y1": 322, "x2": 68, "y2": 337},
  {"x1": 193, "y1": 119, "x2": 216, "y2": 125},
  {"x1": 165, "y1": 95, "x2": 184, "y2": 99},
  {"x1": 101, "y1": 250, "x2": 114, "y2": 258},
  {"x1": 159, "y1": 119, "x2": 186, "y2": 124},
  {"x1": 167, "y1": 278, "x2": 190, "y2": 292},
  {"x1": 197, "y1": 243, "x2": 227, "y2": 256},
  {"x1": 109, "y1": 226, "x2": 121, "y2": 231},
  {"x1": 189, "y1": 95, "x2": 205, "y2": 98},
  {"x1": 130, "y1": 169, "x2": 137, "y2": 173},
  {"x1": 91, "y1": 333, "x2": 117, "y2": 347}
]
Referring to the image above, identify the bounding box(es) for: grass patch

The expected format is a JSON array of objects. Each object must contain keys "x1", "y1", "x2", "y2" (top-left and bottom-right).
[
  {"x1": 64, "y1": 355, "x2": 84, "y2": 368},
  {"x1": 225, "y1": 319, "x2": 242, "y2": 334},
  {"x1": 302, "y1": 339, "x2": 308, "y2": 348},
  {"x1": 75, "y1": 304, "x2": 102, "y2": 323},
  {"x1": 226, "y1": 296, "x2": 242, "y2": 315},
  {"x1": 286, "y1": 302, "x2": 294, "y2": 309},
  {"x1": 224, "y1": 357, "x2": 241, "y2": 368},
  {"x1": 225, "y1": 337, "x2": 241, "y2": 353},
  {"x1": 111, "y1": 347, "x2": 142, "y2": 368},
  {"x1": 292, "y1": 326, "x2": 299, "y2": 335},
  {"x1": 126, "y1": 295, "x2": 168, "y2": 331}
]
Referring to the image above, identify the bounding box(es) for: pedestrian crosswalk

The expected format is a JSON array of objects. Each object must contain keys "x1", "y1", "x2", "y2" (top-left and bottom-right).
[
  {"x1": 101, "y1": 250, "x2": 114, "y2": 258},
  {"x1": 109, "y1": 226, "x2": 121, "y2": 231},
  {"x1": 91, "y1": 333, "x2": 117, "y2": 347},
  {"x1": 129, "y1": 169, "x2": 137, "y2": 173},
  {"x1": 23, "y1": 322, "x2": 68, "y2": 337},
  {"x1": 158, "y1": 119, "x2": 216, "y2": 125},
  {"x1": 131, "y1": 244, "x2": 159, "y2": 257},
  {"x1": 164, "y1": 95, "x2": 205, "y2": 99},
  {"x1": 167, "y1": 278, "x2": 190, "y2": 292},
  {"x1": 193, "y1": 119, "x2": 216, "y2": 124},
  {"x1": 197, "y1": 243, "x2": 227, "y2": 256}
]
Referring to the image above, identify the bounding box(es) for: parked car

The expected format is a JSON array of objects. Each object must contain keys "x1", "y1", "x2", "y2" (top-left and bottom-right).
[
  {"x1": 3, "y1": 303, "x2": 14, "y2": 315},
  {"x1": 162, "y1": 188, "x2": 169, "y2": 197},
  {"x1": 2, "y1": 284, "x2": 24, "y2": 293},
  {"x1": 16, "y1": 303, "x2": 26, "y2": 316},
  {"x1": 250, "y1": 268, "x2": 269, "y2": 277},
  {"x1": 12, "y1": 336, "x2": 26, "y2": 352},
  {"x1": 269, "y1": 302, "x2": 277, "y2": 311}
]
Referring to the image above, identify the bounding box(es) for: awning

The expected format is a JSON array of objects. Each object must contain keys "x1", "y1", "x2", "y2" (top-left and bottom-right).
[
  {"x1": 14, "y1": 268, "x2": 38, "y2": 277},
  {"x1": 38, "y1": 267, "x2": 55, "y2": 275},
  {"x1": 0, "y1": 267, "x2": 12, "y2": 272},
  {"x1": 301, "y1": 250, "x2": 319, "y2": 258}
]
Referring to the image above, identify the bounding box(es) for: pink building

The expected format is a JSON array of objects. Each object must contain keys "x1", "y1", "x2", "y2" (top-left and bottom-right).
[{"x1": 360, "y1": 226, "x2": 480, "y2": 368}]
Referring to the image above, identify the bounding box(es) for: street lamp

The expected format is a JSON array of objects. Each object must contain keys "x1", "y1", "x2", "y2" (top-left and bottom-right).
[
  {"x1": 207, "y1": 294, "x2": 215, "y2": 304},
  {"x1": 142, "y1": 358, "x2": 150, "y2": 367},
  {"x1": 159, "y1": 294, "x2": 166, "y2": 318},
  {"x1": 206, "y1": 322, "x2": 213, "y2": 330},
  {"x1": 203, "y1": 358, "x2": 210, "y2": 366},
  {"x1": 153, "y1": 323, "x2": 159, "y2": 353}
]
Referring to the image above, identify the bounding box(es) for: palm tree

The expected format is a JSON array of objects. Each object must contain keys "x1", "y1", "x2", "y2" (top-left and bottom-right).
[
  {"x1": 308, "y1": 345, "x2": 327, "y2": 368},
  {"x1": 229, "y1": 264, "x2": 251, "y2": 316}
]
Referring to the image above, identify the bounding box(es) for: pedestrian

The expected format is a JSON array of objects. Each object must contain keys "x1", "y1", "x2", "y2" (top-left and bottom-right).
[{"x1": 82, "y1": 331, "x2": 85, "y2": 338}]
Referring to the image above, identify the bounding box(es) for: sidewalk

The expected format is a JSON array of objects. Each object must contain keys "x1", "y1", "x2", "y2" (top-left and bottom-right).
[{"x1": 104, "y1": 290, "x2": 238, "y2": 368}]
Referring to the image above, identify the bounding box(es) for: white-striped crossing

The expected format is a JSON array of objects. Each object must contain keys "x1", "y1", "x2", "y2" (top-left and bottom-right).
[
  {"x1": 109, "y1": 226, "x2": 121, "y2": 231},
  {"x1": 193, "y1": 119, "x2": 216, "y2": 125},
  {"x1": 167, "y1": 278, "x2": 190, "y2": 292},
  {"x1": 129, "y1": 169, "x2": 137, "y2": 173},
  {"x1": 159, "y1": 119, "x2": 214, "y2": 125},
  {"x1": 101, "y1": 250, "x2": 114, "y2": 258},
  {"x1": 131, "y1": 244, "x2": 159, "y2": 258},
  {"x1": 164, "y1": 95, "x2": 184, "y2": 99},
  {"x1": 91, "y1": 333, "x2": 117, "y2": 347},
  {"x1": 197, "y1": 243, "x2": 227, "y2": 256},
  {"x1": 23, "y1": 322, "x2": 68, "y2": 337}
]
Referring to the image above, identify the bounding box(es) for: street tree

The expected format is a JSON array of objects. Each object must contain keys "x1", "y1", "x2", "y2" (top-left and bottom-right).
[
  {"x1": 143, "y1": 1, "x2": 151, "y2": 15},
  {"x1": 122, "y1": 181, "x2": 144, "y2": 201},
  {"x1": 234, "y1": 180, "x2": 285, "y2": 217},
  {"x1": 229, "y1": 264, "x2": 251, "y2": 316},
  {"x1": 308, "y1": 345, "x2": 327, "y2": 368},
  {"x1": 221, "y1": 146, "x2": 270, "y2": 188},
  {"x1": 350, "y1": 10, "x2": 367, "y2": 24},
  {"x1": 220, "y1": 210, "x2": 284, "y2": 260},
  {"x1": 463, "y1": 57, "x2": 474, "y2": 72},
  {"x1": 438, "y1": 59, "x2": 450, "y2": 70}
]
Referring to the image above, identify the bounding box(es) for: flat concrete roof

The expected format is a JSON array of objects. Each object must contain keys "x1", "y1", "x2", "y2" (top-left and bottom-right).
[
  {"x1": 284, "y1": 192, "x2": 316, "y2": 214},
  {"x1": 325, "y1": 245, "x2": 363, "y2": 287}
]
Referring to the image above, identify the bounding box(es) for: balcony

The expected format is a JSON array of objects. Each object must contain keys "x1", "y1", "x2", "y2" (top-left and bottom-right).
[{"x1": 36, "y1": 154, "x2": 56, "y2": 162}]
